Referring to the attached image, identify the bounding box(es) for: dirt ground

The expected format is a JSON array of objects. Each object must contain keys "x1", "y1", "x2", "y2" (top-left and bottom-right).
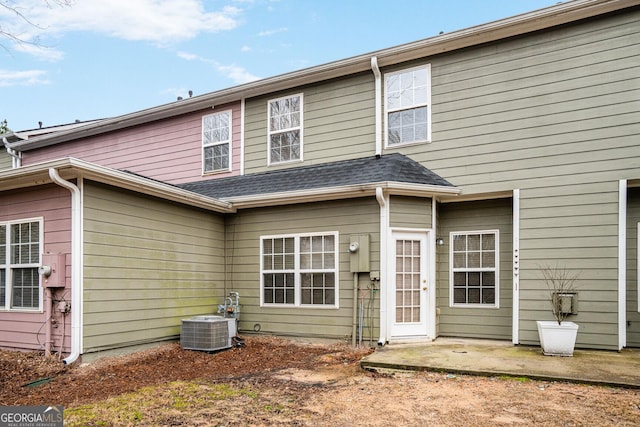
[{"x1": 2, "y1": 336, "x2": 640, "y2": 426}]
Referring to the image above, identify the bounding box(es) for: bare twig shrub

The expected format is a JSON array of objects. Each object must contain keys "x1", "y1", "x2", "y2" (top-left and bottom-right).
[{"x1": 539, "y1": 264, "x2": 579, "y2": 324}]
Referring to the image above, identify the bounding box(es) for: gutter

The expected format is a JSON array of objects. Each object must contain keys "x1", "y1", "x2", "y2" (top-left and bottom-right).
[
  {"x1": 48, "y1": 168, "x2": 82, "y2": 364},
  {"x1": 224, "y1": 181, "x2": 461, "y2": 209},
  {"x1": 0, "y1": 158, "x2": 235, "y2": 213}
]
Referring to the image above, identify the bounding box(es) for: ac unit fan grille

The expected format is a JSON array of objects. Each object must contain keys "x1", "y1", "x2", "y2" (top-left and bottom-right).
[{"x1": 181, "y1": 318, "x2": 232, "y2": 351}]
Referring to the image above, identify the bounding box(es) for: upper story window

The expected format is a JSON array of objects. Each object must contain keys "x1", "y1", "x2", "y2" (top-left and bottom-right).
[
  {"x1": 385, "y1": 65, "x2": 431, "y2": 146},
  {"x1": 261, "y1": 232, "x2": 337, "y2": 308},
  {"x1": 1, "y1": 219, "x2": 42, "y2": 311},
  {"x1": 268, "y1": 94, "x2": 303, "y2": 165},
  {"x1": 202, "y1": 111, "x2": 232, "y2": 173},
  {"x1": 450, "y1": 230, "x2": 499, "y2": 308}
]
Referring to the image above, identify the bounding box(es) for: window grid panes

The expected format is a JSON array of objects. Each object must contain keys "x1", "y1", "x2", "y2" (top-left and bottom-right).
[
  {"x1": 386, "y1": 66, "x2": 430, "y2": 146},
  {"x1": 268, "y1": 95, "x2": 302, "y2": 164},
  {"x1": 2, "y1": 220, "x2": 41, "y2": 310},
  {"x1": 451, "y1": 231, "x2": 498, "y2": 306},
  {"x1": 395, "y1": 239, "x2": 421, "y2": 323},
  {"x1": 300, "y1": 235, "x2": 335, "y2": 305},
  {"x1": 261, "y1": 233, "x2": 337, "y2": 307},
  {"x1": 202, "y1": 111, "x2": 231, "y2": 172}
]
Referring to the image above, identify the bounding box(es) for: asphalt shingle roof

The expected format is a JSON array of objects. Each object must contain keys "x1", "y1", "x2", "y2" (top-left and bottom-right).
[{"x1": 178, "y1": 153, "x2": 454, "y2": 200}]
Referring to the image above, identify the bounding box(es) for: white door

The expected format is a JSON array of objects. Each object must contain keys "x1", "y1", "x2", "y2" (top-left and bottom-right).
[{"x1": 390, "y1": 231, "x2": 429, "y2": 338}]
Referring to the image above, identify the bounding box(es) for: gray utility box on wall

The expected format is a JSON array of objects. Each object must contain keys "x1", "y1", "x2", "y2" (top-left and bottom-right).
[
  {"x1": 554, "y1": 292, "x2": 579, "y2": 315},
  {"x1": 349, "y1": 234, "x2": 370, "y2": 273}
]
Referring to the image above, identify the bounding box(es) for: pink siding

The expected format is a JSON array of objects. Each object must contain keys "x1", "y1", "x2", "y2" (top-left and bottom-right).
[
  {"x1": 23, "y1": 102, "x2": 243, "y2": 185},
  {"x1": 0, "y1": 185, "x2": 72, "y2": 353}
]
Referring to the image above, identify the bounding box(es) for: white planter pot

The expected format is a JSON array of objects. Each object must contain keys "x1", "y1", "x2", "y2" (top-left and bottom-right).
[{"x1": 536, "y1": 320, "x2": 579, "y2": 356}]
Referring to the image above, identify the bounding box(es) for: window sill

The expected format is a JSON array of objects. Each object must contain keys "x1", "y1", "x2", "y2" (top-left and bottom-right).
[
  {"x1": 0, "y1": 308, "x2": 43, "y2": 313},
  {"x1": 267, "y1": 159, "x2": 304, "y2": 168},
  {"x1": 448, "y1": 304, "x2": 500, "y2": 309},
  {"x1": 261, "y1": 304, "x2": 339, "y2": 310},
  {"x1": 385, "y1": 139, "x2": 431, "y2": 150}
]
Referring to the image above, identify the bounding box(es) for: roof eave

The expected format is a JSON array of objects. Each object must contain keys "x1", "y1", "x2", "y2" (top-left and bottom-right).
[
  {"x1": 0, "y1": 158, "x2": 235, "y2": 213},
  {"x1": 223, "y1": 181, "x2": 461, "y2": 209},
  {"x1": 12, "y1": 0, "x2": 635, "y2": 150}
]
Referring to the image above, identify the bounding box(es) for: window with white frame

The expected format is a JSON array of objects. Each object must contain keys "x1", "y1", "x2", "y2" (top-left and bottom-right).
[
  {"x1": 0, "y1": 219, "x2": 42, "y2": 310},
  {"x1": 202, "y1": 111, "x2": 231, "y2": 173},
  {"x1": 268, "y1": 94, "x2": 302, "y2": 164},
  {"x1": 450, "y1": 230, "x2": 498, "y2": 307},
  {"x1": 261, "y1": 232, "x2": 337, "y2": 307},
  {"x1": 385, "y1": 65, "x2": 431, "y2": 146}
]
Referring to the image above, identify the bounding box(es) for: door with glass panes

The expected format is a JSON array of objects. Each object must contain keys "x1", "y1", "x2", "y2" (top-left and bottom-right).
[{"x1": 390, "y1": 231, "x2": 428, "y2": 338}]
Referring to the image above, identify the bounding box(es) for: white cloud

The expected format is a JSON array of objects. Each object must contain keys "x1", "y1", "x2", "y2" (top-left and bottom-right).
[
  {"x1": 4, "y1": 0, "x2": 242, "y2": 56},
  {"x1": 177, "y1": 51, "x2": 259, "y2": 84},
  {"x1": 217, "y1": 64, "x2": 259, "y2": 84},
  {"x1": 240, "y1": 45, "x2": 251, "y2": 52},
  {"x1": 177, "y1": 51, "x2": 199, "y2": 61},
  {"x1": 12, "y1": 43, "x2": 65, "y2": 62},
  {"x1": 258, "y1": 27, "x2": 287, "y2": 37},
  {"x1": 0, "y1": 69, "x2": 50, "y2": 86}
]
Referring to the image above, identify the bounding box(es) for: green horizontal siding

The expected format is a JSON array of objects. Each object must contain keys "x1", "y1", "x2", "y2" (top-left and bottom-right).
[
  {"x1": 400, "y1": 11, "x2": 639, "y2": 194},
  {"x1": 243, "y1": 73, "x2": 375, "y2": 174},
  {"x1": 394, "y1": 9, "x2": 638, "y2": 351},
  {"x1": 82, "y1": 181, "x2": 226, "y2": 353},
  {"x1": 0, "y1": 151, "x2": 12, "y2": 171},
  {"x1": 436, "y1": 198, "x2": 513, "y2": 341},
  {"x1": 227, "y1": 197, "x2": 380, "y2": 340},
  {"x1": 517, "y1": 181, "x2": 620, "y2": 350},
  {"x1": 389, "y1": 196, "x2": 432, "y2": 229}
]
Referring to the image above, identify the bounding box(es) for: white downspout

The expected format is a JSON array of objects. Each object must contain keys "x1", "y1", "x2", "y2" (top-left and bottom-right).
[
  {"x1": 240, "y1": 98, "x2": 245, "y2": 175},
  {"x1": 429, "y1": 198, "x2": 437, "y2": 340},
  {"x1": 371, "y1": 56, "x2": 382, "y2": 157},
  {"x1": 376, "y1": 187, "x2": 388, "y2": 345},
  {"x1": 512, "y1": 189, "x2": 520, "y2": 344},
  {"x1": 49, "y1": 168, "x2": 82, "y2": 364},
  {"x1": 618, "y1": 179, "x2": 627, "y2": 350},
  {"x1": 3, "y1": 137, "x2": 22, "y2": 168}
]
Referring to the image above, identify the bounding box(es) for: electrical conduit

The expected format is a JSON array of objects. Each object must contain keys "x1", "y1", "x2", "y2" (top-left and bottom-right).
[
  {"x1": 352, "y1": 272, "x2": 358, "y2": 346},
  {"x1": 49, "y1": 168, "x2": 82, "y2": 364}
]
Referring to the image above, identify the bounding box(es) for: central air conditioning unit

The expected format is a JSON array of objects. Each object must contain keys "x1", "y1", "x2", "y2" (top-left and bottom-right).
[{"x1": 180, "y1": 315, "x2": 237, "y2": 352}]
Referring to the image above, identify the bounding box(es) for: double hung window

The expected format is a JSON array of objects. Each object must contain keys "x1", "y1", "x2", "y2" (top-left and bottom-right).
[
  {"x1": 385, "y1": 65, "x2": 431, "y2": 146},
  {"x1": 268, "y1": 94, "x2": 302, "y2": 164},
  {"x1": 202, "y1": 111, "x2": 231, "y2": 173},
  {"x1": 1, "y1": 219, "x2": 42, "y2": 310},
  {"x1": 450, "y1": 230, "x2": 499, "y2": 307},
  {"x1": 261, "y1": 232, "x2": 337, "y2": 307}
]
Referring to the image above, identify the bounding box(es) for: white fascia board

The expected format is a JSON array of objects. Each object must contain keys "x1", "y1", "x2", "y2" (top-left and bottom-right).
[
  {"x1": 224, "y1": 181, "x2": 461, "y2": 209},
  {"x1": 0, "y1": 158, "x2": 235, "y2": 213},
  {"x1": 10, "y1": 0, "x2": 632, "y2": 150}
]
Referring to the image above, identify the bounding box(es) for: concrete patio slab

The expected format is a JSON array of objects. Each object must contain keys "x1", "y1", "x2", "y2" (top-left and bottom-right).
[{"x1": 360, "y1": 338, "x2": 640, "y2": 388}]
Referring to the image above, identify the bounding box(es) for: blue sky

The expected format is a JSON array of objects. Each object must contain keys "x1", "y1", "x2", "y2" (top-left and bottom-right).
[{"x1": 1, "y1": 0, "x2": 557, "y2": 132}]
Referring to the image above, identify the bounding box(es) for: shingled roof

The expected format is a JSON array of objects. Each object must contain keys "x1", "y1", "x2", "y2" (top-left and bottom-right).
[{"x1": 178, "y1": 153, "x2": 455, "y2": 200}]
